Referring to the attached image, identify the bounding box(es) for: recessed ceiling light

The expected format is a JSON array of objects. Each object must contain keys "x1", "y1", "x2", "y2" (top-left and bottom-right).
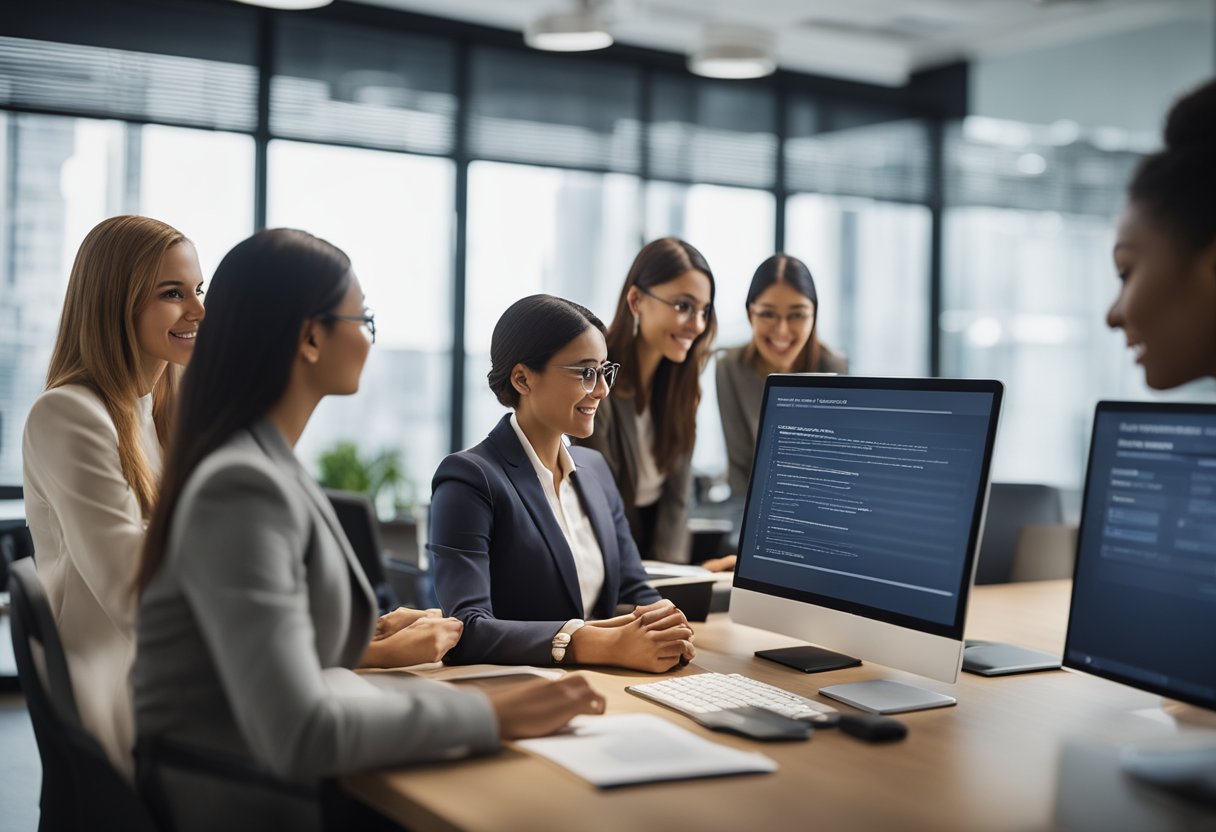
[
  {"x1": 525, "y1": 1, "x2": 614, "y2": 52},
  {"x1": 689, "y1": 23, "x2": 776, "y2": 80},
  {"x1": 230, "y1": 0, "x2": 333, "y2": 8}
]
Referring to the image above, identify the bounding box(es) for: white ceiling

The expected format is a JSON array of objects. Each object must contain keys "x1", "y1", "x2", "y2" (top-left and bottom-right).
[{"x1": 354, "y1": 0, "x2": 1211, "y2": 86}]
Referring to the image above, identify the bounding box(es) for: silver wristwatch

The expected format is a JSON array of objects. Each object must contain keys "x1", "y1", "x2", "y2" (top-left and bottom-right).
[{"x1": 551, "y1": 619, "x2": 586, "y2": 664}]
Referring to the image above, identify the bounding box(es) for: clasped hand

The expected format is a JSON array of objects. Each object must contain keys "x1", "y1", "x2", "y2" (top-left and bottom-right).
[
  {"x1": 581, "y1": 598, "x2": 695, "y2": 673},
  {"x1": 360, "y1": 607, "x2": 464, "y2": 668}
]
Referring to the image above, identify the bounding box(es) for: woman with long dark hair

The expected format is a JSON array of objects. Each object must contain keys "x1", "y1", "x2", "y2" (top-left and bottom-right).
[
  {"x1": 132, "y1": 230, "x2": 603, "y2": 831},
  {"x1": 430, "y1": 294, "x2": 694, "y2": 671},
  {"x1": 1108, "y1": 78, "x2": 1216, "y2": 389},
  {"x1": 23, "y1": 215, "x2": 204, "y2": 779},
  {"x1": 716, "y1": 254, "x2": 847, "y2": 499},
  {"x1": 573, "y1": 238, "x2": 717, "y2": 563}
]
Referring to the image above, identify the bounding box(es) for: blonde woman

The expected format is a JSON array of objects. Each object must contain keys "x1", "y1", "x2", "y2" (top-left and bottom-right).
[{"x1": 22, "y1": 215, "x2": 205, "y2": 779}]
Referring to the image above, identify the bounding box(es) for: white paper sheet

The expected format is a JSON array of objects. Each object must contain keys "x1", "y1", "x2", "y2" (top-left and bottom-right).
[{"x1": 516, "y1": 713, "x2": 777, "y2": 788}]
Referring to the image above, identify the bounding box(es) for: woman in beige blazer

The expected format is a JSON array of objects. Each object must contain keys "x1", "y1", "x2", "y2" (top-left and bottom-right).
[
  {"x1": 574, "y1": 238, "x2": 717, "y2": 563},
  {"x1": 132, "y1": 229, "x2": 603, "y2": 831},
  {"x1": 22, "y1": 215, "x2": 205, "y2": 779}
]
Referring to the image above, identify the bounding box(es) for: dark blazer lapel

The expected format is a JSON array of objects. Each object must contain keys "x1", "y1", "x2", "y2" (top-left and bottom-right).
[
  {"x1": 487, "y1": 415, "x2": 583, "y2": 614},
  {"x1": 570, "y1": 463, "x2": 619, "y2": 620},
  {"x1": 249, "y1": 419, "x2": 377, "y2": 634}
]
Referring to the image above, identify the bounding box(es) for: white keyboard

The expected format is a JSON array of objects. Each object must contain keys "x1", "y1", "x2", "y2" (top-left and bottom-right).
[{"x1": 628, "y1": 672, "x2": 838, "y2": 723}]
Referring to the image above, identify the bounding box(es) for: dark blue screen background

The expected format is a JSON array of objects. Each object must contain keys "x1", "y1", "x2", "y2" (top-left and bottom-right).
[
  {"x1": 1066, "y1": 407, "x2": 1216, "y2": 707},
  {"x1": 737, "y1": 385, "x2": 994, "y2": 627}
]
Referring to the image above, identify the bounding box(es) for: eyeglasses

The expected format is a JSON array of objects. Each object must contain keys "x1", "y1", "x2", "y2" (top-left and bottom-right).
[
  {"x1": 639, "y1": 286, "x2": 713, "y2": 325},
  {"x1": 320, "y1": 310, "x2": 376, "y2": 344},
  {"x1": 555, "y1": 362, "x2": 620, "y2": 394},
  {"x1": 750, "y1": 307, "x2": 814, "y2": 328}
]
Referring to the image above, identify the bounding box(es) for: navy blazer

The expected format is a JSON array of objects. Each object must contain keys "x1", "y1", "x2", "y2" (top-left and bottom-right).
[{"x1": 429, "y1": 414, "x2": 661, "y2": 665}]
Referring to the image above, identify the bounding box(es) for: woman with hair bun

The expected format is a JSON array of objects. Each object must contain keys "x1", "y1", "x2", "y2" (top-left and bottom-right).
[
  {"x1": 1108, "y1": 77, "x2": 1216, "y2": 389},
  {"x1": 430, "y1": 294, "x2": 695, "y2": 672}
]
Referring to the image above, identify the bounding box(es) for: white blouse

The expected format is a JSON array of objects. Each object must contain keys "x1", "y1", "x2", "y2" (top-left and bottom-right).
[
  {"x1": 22, "y1": 384, "x2": 160, "y2": 781},
  {"x1": 633, "y1": 406, "x2": 666, "y2": 507},
  {"x1": 509, "y1": 414, "x2": 605, "y2": 616}
]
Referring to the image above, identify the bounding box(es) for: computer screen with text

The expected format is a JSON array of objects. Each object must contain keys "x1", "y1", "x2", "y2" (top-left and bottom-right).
[
  {"x1": 735, "y1": 377, "x2": 1000, "y2": 638},
  {"x1": 1065, "y1": 402, "x2": 1216, "y2": 711}
]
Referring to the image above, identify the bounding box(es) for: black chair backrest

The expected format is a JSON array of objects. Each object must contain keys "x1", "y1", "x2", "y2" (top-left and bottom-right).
[
  {"x1": 8, "y1": 558, "x2": 158, "y2": 831},
  {"x1": 974, "y1": 483, "x2": 1064, "y2": 585},
  {"x1": 325, "y1": 489, "x2": 398, "y2": 612}
]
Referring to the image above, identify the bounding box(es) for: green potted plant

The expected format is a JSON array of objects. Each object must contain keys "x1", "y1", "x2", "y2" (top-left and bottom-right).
[{"x1": 317, "y1": 442, "x2": 415, "y2": 520}]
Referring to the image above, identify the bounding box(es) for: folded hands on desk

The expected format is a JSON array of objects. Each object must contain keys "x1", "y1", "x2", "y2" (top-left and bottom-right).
[{"x1": 568, "y1": 598, "x2": 696, "y2": 673}]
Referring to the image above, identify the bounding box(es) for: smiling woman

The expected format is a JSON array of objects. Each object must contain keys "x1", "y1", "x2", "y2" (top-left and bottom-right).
[
  {"x1": 21, "y1": 214, "x2": 203, "y2": 780},
  {"x1": 430, "y1": 294, "x2": 695, "y2": 672},
  {"x1": 1107, "y1": 78, "x2": 1216, "y2": 390},
  {"x1": 573, "y1": 238, "x2": 719, "y2": 563},
  {"x1": 716, "y1": 253, "x2": 848, "y2": 499}
]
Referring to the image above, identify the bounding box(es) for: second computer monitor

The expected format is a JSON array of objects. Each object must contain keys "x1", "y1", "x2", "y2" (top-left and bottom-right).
[{"x1": 731, "y1": 375, "x2": 1003, "y2": 711}]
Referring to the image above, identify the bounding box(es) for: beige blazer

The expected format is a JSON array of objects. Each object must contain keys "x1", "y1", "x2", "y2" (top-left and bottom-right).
[
  {"x1": 22, "y1": 384, "x2": 160, "y2": 780},
  {"x1": 574, "y1": 395, "x2": 691, "y2": 563},
  {"x1": 132, "y1": 418, "x2": 498, "y2": 831}
]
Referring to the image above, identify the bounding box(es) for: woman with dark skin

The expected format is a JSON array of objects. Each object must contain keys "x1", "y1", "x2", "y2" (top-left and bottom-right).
[{"x1": 1107, "y1": 78, "x2": 1216, "y2": 388}]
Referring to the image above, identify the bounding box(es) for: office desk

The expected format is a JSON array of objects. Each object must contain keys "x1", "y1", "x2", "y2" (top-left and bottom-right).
[{"x1": 344, "y1": 581, "x2": 1215, "y2": 832}]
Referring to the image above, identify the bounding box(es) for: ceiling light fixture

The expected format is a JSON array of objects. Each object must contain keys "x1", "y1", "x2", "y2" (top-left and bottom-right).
[
  {"x1": 525, "y1": 0, "x2": 614, "y2": 53},
  {"x1": 230, "y1": 0, "x2": 333, "y2": 9},
  {"x1": 689, "y1": 23, "x2": 777, "y2": 80}
]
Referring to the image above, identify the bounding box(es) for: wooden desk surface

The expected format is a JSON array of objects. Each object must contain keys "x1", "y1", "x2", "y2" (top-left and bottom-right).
[{"x1": 344, "y1": 581, "x2": 1215, "y2": 832}]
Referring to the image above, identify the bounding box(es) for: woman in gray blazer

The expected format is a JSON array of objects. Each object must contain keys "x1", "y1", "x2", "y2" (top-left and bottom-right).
[
  {"x1": 132, "y1": 229, "x2": 603, "y2": 832},
  {"x1": 716, "y1": 254, "x2": 848, "y2": 500},
  {"x1": 573, "y1": 238, "x2": 717, "y2": 564}
]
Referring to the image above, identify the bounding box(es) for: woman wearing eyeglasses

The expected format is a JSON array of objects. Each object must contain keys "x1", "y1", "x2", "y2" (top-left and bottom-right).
[
  {"x1": 573, "y1": 238, "x2": 717, "y2": 564},
  {"x1": 133, "y1": 238, "x2": 603, "y2": 831},
  {"x1": 430, "y1": 294, "x2": 695, "y2": 672},
  {"x1": 716, "y1": 254, "x2": 847, "y2": 500}
]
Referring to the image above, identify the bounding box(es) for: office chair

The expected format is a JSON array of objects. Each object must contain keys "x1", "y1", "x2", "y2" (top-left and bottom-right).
[
  {"x1": 974, "y1": 483, "x2": 1064, "y2": 585},
  {"x1": 7, "y1": 558, "x2": 159, "y2": 832},
  {"x1": 0, "y1": 484, "x2": 33, "y2": 588},
  {"x1": 324, "y1": 489, "x2": 414, "y2": 611}
]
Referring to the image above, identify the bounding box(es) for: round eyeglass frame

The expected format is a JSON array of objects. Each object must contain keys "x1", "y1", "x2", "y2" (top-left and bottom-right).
[{"x1": 555, "y1": 362, "x2": 620, "y2": 393}]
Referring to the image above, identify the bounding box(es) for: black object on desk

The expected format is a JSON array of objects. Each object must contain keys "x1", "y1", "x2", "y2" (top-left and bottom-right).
[
  {"x1": 755, "y1": 645, "x2": 862, "y2": 673},
  {"x1": 835, "y1": 713, "x2": 908, "y2": 743},
  {"x1": 697, "y1": 706, "x2": 812, "y2": 742}
]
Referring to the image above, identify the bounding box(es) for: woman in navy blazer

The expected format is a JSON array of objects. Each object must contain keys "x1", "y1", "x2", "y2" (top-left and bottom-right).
[{"x1": 431, "y1": 295, "x2": 696, "y2": 672}]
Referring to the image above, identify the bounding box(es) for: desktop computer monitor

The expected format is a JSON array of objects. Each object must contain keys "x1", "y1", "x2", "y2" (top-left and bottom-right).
[
  {"x1": 1064, "y1": 401, "x2": 1216, "y2": 804},
  {"x1": 730, "y1": 375, "x2": 1003, "y2": 713}
]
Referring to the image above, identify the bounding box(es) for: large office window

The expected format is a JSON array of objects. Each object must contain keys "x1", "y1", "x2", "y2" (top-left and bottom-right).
[
  {"x1": 938, "y1": 118, "x2": 1212, "y2": 488},
  {"x1": 784, "y1": 194, "x2": 931, "y2": 377},
  {"x1": 268, "y1": 140, "x2": 455, "y2": 499},
  {"x1": 0, "y1": 114, "x2": 253, "y2": 485},
  {"x1": 271, "y1": 17, "x2": 457, "y2": 155},
  {"x1": 463, "y1": 160, "x2": 641, "y2": 446},
  {"x1": 644, "y1": 181, "x2": 776, "y2": 476},
  {"x1": 1, "y1": 0, "x2": 971, "y2": 502}
]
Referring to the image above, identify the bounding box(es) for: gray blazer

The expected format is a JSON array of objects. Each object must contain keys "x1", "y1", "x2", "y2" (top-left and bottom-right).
[
  {"x1": 132, "y1": 418, "x2": 498, "y2": 832},
  {"x1": 573, "y1": 396, "x2": 691, "y2": 563},
  {"x1": 715, "y1": 344, "x2": 848, "y2": 498}
]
